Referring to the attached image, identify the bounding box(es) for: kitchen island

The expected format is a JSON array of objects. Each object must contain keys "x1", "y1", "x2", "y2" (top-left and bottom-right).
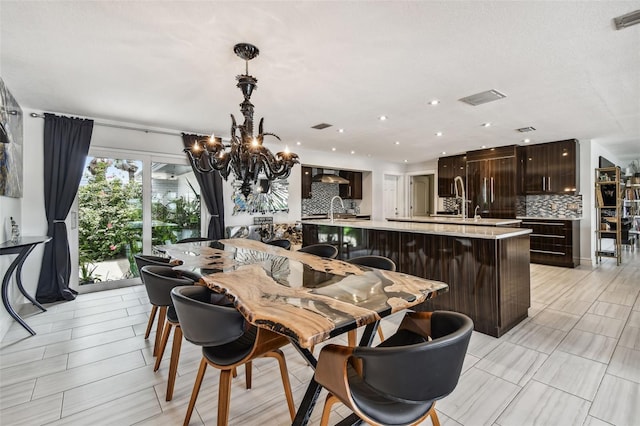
[{"x1": 302, "y1": 219, "x2": 531, "y2": 337}]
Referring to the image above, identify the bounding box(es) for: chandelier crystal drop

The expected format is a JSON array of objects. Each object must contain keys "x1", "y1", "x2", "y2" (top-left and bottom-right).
[{"x1": 185, "y1": 43, "x2": 299, "y2": 198}]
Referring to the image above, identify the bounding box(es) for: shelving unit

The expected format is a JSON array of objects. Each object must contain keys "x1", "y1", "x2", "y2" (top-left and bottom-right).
[
  {"x1": 595, "y1": 167, "x2": 624, "y2": 265},
  {"x1": 624, "y1": 176, "x2": 640, "y2": 249}
]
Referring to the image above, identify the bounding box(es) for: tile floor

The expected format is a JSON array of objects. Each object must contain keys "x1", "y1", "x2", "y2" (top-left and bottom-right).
[{"x1": 1, "y1": 250, "x2": 639, "y2": 425}]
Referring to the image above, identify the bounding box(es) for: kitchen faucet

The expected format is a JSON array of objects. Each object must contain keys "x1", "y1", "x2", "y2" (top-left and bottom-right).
[
  {"x1": 474, "y1": 205, "x2": 481, "y2": 221},
  {"x1": 453, "y1": 176, "x2": 466, "y2": 219},
  {"x1": 330, "y1": 195, "x2": 345, "y2": 223}
]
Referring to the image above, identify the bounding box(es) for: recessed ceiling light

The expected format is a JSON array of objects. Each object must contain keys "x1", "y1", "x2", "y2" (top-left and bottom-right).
[
  {"x1": 404, "y1": 159, "x2": 408, "y2": 163},
  {"x1": 350, "y1": 150, "x2": 355, "y2": 155},
  {"x1": 379, "y1": 115, "x2": 387, "y2": 121},
  {"x1": 435, "y1": 132, "x2": 443, "y2": 136},
  {"x1": 481, "y1": 145, "x2": 486, "y2": 148},
  {"x1": 338, "y1": 128, "x2": 344, "y2": 133},
  {"x1": 482, "y1": 122, "x2": 491, "y2": 127},
  {"x1": 522, "y1": 139, "x2": 531, "y2": 143},
  {"x1": 296, "y1": 141, "x2": 301, "y2": 146},
  {"x1": 331, "y1": 147, "x2": 336, "y2": 151},
  {"x1": 441, "y1": 151, "x2": 447, "y2": 155},
  {"x1": 395, "y1": 141, "x2": 400, "y2": 145},
  {"x1": 429, "y1": 100, "x2": 440, "y2": 105}
]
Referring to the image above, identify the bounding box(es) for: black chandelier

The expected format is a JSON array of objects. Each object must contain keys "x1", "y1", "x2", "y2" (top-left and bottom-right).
[{"x1": 185, "y1": 43, "x2": 299, "y2": 198}]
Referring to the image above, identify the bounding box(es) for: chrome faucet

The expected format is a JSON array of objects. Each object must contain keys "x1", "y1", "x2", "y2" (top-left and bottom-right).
[
  {"x1": 453, "y1": 176, "x2": 466, "y2": 219},
  {"x1": 474, "y1": 205, "x2": 481, "y2": 221},
  {"x1": 330, "y1": 195, "x2": 345, "y2": 223}
]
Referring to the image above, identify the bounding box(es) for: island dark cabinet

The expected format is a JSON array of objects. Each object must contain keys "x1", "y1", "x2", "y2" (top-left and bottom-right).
[
  {"x1": 523, "y1": 139, "x2": 578, "y2": 194},
  {"x1": 301, "y1": 166, "x2": 313, "y2": 199},
  {"x1": 437, "y1": 154, "x2": 466, "y2": 197},
  {"x1": 339, "y1": 171, "x2": 362, "y2": 199},
  {"x1": 466, "y1": 146, "x2": 518, "y2": 219}
]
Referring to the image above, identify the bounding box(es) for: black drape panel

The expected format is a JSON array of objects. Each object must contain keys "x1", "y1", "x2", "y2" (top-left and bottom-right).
[
  {"x1": 36, "y1": 114, "x2": 93, "y2": 303},
  {"x1": 182, "y1": 134, "x2": 225, "y2": 239}
]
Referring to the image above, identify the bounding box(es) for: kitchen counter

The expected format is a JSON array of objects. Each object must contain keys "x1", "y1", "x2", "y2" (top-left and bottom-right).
[
  {"x1": 517, "y1": 216, "x2": 582, "y2": 221},
  {"x1": 302, "y1": 214, "x2": 371, "y2": 220},
  {"x1": 302, "y1": 219, "x2": 531, "y2": 240},
  {"x1": 387, "y1": 216, "x2": 522, "y2": 227}
]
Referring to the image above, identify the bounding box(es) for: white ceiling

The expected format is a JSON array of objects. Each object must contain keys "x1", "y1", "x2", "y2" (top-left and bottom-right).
[{"x1": 1, "y1": 1, "x2": 639, "y2": 165}]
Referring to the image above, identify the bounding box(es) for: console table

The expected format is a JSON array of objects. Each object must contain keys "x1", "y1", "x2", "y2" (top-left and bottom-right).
[{"x1": 0, "y1": 236, "x2": 51, "y2": 335}]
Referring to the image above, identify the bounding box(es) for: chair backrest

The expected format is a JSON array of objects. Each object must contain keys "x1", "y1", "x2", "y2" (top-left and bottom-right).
[
  {"x1": 267, "y1": 239, "x2": 291, "y2": 250},
  {"x1": 353, "y1": 311, "x2": 472, "y2": 403},
  {"x1": 348, "y1": 255, "x2": 396, "y2": 272},
  {"x1": 171, "y1": 286, "x2": 247, "y2": 347},
  {"x1": 134, "y1": 254, "x2": 171, "y2": 283},
  {"x1": 298, "y1": 243, "x2": 339, "y2": 259},
  {"x1": 140, "y1": 265, "x2": 195, "y2": 307},
  {"x1": 176, "y1": 237, "x2": 212, "y2": 243}
]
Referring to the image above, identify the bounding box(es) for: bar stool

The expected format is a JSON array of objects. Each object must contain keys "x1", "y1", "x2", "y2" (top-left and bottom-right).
[
  {"x1": 298, "y1": 243, "x2": 338, "y2": 258},
  {"x1": 134, "y1": 254, "x2": 172, "y2": 351}
]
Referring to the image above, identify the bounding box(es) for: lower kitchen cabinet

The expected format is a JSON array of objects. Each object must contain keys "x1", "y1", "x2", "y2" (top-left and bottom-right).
[{"x1": 520, "y1": 219, "x2": 580, "y2": 267}]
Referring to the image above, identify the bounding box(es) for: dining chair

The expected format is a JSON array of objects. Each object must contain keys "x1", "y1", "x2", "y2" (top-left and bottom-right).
[
  {"x1": 171, "y1": 285, "x2": 296, "y2": 426},
  {"x1": 298, "y1": 243, "x2": 339, "y2": 259},
  {"x1": 140, "y1": 265, "x2": 200, "y2": 400},
  {"x1": 346, "y1": 255, "x2": 397, "y2": 345},
  {"x1": 266, "y1": 238, "x2": 292, "y2": 250},
  {"x1": 315, "y1": 310, "x2": 472, "y2": 426},
  {"x1": 176, "y1": 237, "x2": 212, "y2": 243},
  {"x1": 134, "y1": 254, "x2": 173, "y2": 350}
]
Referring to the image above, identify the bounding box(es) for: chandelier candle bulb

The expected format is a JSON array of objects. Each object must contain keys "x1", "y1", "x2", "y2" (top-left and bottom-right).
[{"x1": 184, "y1": 42, "x2": 299, "y2": 198}]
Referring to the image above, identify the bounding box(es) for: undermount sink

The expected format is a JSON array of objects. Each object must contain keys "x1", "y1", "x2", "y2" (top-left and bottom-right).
[{"x1": 333, "y1": 213, "x2": 357, "y2": 220}]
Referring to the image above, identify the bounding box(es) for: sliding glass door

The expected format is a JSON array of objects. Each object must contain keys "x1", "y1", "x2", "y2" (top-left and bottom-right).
[{"x1": 74, "y1": 150, "x2": 202, "y2": 289}]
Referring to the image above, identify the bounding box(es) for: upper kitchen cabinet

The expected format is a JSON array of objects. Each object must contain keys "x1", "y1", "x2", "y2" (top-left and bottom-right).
[
  {"x1": 301, "y1": 166, "x2": 313, "y2": 199},
  {"x1": 523, "y1": 139, "x2": 579, "y2": 194},
  {"x1": 437, "y1": 154, "x2": 466, "y2": 197},
  {"x1": 339, "y1": 171, "x2": 363, "y2": 199},
  {"x1": 466, "y1": 146, "x2": 518, "y2": 218}
]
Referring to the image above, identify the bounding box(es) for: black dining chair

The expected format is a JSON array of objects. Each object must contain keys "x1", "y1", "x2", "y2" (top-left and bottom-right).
[
  {"x1": 346, "y1": 255, "x2": 397, "y2": 345},
  {"x1": 176, "y1": 237, "x2": 212, "y2": 243},
  {"x1": 315, "y1": 310, "x2": 473, "y2": 426},
  {"x1": 298, "y1": 243, "x2": 339, "y2": 259},
  {"x1": 140, "y1": 265, "x2": 200, "y2": 400},
  {"x1": 266, "y1": 239, "x2": 292, "y2": 250},
  {"x1": 134, "y1": 254, "x2": 173, "y2": 351},
  {"x1": 171, "y1": 285, "x2": 296, "y2": 426}
]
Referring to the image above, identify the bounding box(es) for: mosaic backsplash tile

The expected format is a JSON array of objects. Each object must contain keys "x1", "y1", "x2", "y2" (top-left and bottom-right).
[
  {"x1": 301, "y1": 182, "x2": 354, "y2": 215},
  {"x1": 442, "y1": 194, "x2": 582, "y2": 218}
]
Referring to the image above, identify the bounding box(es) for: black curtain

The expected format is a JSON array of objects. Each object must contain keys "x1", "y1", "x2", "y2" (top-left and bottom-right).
[
  {"x1": 182, "y1": 133, "x2": 225, "y2": 239},
  {"x1": 36, "y1": 114, "x2": 93, "y2": 303}
]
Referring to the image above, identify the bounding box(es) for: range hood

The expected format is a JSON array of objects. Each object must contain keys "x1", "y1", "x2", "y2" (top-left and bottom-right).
[{"x1": 312, "y1": 168, "x2": 349, "y2": 184}]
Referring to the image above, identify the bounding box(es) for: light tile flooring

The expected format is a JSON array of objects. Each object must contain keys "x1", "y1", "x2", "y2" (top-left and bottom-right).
[{"x1": 1, "y1": 250, "x2": 639, "y2": 426}]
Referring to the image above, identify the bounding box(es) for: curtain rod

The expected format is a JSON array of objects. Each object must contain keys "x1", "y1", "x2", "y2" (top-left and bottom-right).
[{"x1": 29, "y1": 112, "x2": 197, "y2": 138}]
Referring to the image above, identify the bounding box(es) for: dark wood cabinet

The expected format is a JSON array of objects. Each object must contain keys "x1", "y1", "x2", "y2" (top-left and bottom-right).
[
  {"x1": 466, "y1": 146, "x2": 518, "y2": 218},
  {"x1": 520, "y1": 219, "x2": 580, "y2": 267},
  {"x1": 437, "y1": 154, "x2": 466, "y2": 197},
  {"x1": 301, "y1": 166, "x2": 313, "y2": 199},
  {"x1": 523, "y1": 139, "x2": 578, "y2": 194},
  {"x1": 339, "y1": 171, "x2": 362, "y2": 199}
]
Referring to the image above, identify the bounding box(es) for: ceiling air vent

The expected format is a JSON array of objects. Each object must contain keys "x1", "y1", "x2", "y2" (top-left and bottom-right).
[
  {"x1": 311, "y1": 123, "x2": 332, "y2": 130},
  {"x1": 516, "y1": 126, "x2": 536, "y2": 133},
  {"x1": 458, "y1": 90, "x2": 506, "y2": 106},
  {"x1": 614, "y1": 9, "x2": 640, "y2": 30}
]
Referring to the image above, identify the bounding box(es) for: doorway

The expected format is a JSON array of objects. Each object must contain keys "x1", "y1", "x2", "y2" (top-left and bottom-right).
[
  {"x1": 383, "y1": 174, "x2": 404, "y2": 218},
  {"x1": 410, "y1": 175, "x2": 434, "y2": 217}
]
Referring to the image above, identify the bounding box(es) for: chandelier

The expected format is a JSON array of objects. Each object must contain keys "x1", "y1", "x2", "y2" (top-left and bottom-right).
[{"x1": 184, "y1": 43, "x2": 299, "y2": 198}]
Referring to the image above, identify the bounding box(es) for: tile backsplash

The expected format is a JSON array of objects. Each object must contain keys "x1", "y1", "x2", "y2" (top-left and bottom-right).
[
  {"x1": 301, "y1": 182, "x2": 359, "y2": 215},
  {"x1": 520, "y1": 194, "x2": 583, "y2": 218}
]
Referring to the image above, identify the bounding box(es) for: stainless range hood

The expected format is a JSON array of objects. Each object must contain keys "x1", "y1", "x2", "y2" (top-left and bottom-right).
[{"x1": 312, "y1": 168, "x2": 349, "y2": 184}]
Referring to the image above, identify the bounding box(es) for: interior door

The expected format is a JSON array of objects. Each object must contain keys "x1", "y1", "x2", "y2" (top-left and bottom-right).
[
  {"x1": 411, "y1": 175, "x2": 432, "y2": 217},
  {"x1": 383, "y1": 174, "x2": 402, "y2": 218}
]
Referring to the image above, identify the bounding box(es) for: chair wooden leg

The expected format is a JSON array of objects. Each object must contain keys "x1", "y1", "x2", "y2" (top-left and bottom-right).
[
  {"x1": 184, "y1": 358, "x2": 207, "y2": 426},
  {"x1": 245, "y1": 361, "x2": 252, "y2": 389},
  {"x1": 153, "y1": 306, "x2": 167, "y2": 357},
  {"x1": 377, "y1": 326, "x2": 385, "y2": 342},
  {"x1": 166, "y1": 325, "x2": 182, "y2": 401},
  {"x1": 320, "y1": 393, "x2": 340, "y2": 426},
  {"x1": 154, "y1": 322, "x2": 172, "y2": 371},
  {"x1": 347, "y1": 330, "x2": 356, "y2": 346},
  {"x1": 217, "y1": 369, "x2": 233, "y2": 426},
  {"x1": 232, "y1": 367, "x2": 237, "y2": 378},
  {"x1": 428, "y1": 404, "x2": 440, "y2": 426},
  {"x1": 144, "y1": 305, "x2": 158, "y2": 339},
  {"x1": 265, "y1": 349, "x2": 296, "y2": 421}
]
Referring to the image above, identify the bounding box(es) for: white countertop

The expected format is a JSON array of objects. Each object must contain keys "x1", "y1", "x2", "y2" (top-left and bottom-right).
[
  {"x1": 517, "y1": 216, "x2": 582, "y2": 221},
  {"x1": 387, "y1": 216, "x2": 522, "y2": 226},
  {"x1": 301, "y1": 219, "x2": 532, "y2": 240}
]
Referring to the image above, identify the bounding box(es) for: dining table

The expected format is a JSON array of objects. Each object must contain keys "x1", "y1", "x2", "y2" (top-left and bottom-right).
[{"x1": 157, "y1": 238, "x2": 449, "y2": 425}]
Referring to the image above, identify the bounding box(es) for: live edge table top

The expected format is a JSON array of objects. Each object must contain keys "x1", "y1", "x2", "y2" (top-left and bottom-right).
[{"x1": 157, "y1": 238, "x2": 448, "y2": 349}]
